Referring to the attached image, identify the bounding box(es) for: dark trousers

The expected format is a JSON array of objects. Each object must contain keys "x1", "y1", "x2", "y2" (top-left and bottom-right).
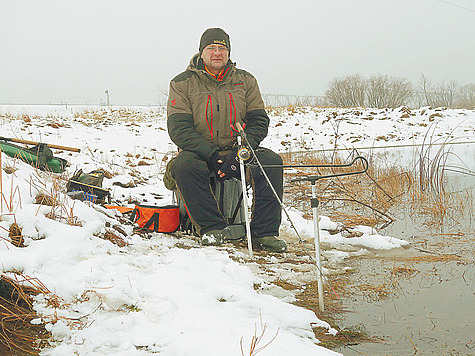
[{"x1": 171, "y1": 148, "x2": 283, "y2": 237}]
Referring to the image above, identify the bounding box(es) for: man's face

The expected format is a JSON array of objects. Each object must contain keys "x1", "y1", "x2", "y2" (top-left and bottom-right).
[{"x1": 200, "y1": 44, "x2": 229, "y2": 72}]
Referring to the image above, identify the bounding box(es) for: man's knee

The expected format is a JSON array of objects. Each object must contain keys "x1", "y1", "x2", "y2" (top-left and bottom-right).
[
  {"x1": 171, "y1": 151, "x2": 209, "y2": 179},
  {"x1": 268, "y1": 150, "x2": 283, "y2": 166},
  {"x1": 256, "y1": 148, "x2": 283, "y2": 166}
]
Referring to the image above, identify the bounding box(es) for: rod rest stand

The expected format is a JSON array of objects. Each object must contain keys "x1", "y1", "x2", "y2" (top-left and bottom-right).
[{"x1": 290, "y1": 156, "x2": 369, "y2": 185}]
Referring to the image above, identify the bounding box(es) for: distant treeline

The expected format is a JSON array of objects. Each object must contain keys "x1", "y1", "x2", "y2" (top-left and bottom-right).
[
  {"x1": 324, "y1": 74, "x2": 475, "y2": 109},
  {"x1": 263, "y1": 75, "x2": 475, "y2": 109}
]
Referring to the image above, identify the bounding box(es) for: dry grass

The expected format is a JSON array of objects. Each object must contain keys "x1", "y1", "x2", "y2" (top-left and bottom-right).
[
  {"x1": 1, "y1": 153, "x2": 83, "y2": 228},
  {"x1": 356, "y1": 282, "x2": 397, "y2": 300},
  {"x1": 328, "y1": 211, "x2": 381, "y2": 229},
  {"x1": 72, "y1": 108, "x2": 165, "y2": 124},
  {"x1": 283, "y1": 147, "x2": 472, "y2": 235},
  {"x1": 0, "y1": 153, "x2": 23, "y2": 214},
  {"x1": 390, "y1": 263, "x2": 419, "y2": 275},
  {"x1": 283, "y1": 152, "x2": 409, "y2": 230},
  {"x1": 96, "y1": 229, "x2": 129, "y2": 247},
  {"x1": 0, "y1": 272, "x2": 98, "y2": 356},
  {"x1": 0, "y1": 274, "x2": 51, "y2": 355},
  {"x1": 409, "y1": 181, "x2": 473, "y2": 229},
  {"x1": 8, "y1": 222, "x2": 24, "y2": 247},
  {"x1": 295, "y1": 279, "x2": 348, "y2": 317},
  {"x1": 291, "y1": 277, "x2": 383, "y2": 348},
  {"x1": 266, "y1": 105, "x2": 307, "y2": 116},
  {"x1": 313, "y1": 325, "x2": 383, "y2": 349},
  {"x1": 1, "y1": 108, "x2": 166, "y2": 130},
  {"x1": 408, "y1": 125, "x2": 474, "y2": 229},
  {"x1": 240, "y1": 314, "x2": 279, "y2": 356},
  {"x1": 29, "y1": 171, "x2": 83, "y2": 226},
  {"x1": 385, "y1": 254, "x2": 461, "y2": 263}
]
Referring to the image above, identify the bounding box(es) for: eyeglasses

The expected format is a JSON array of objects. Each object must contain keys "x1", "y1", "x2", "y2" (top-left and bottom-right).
[{"x1": 204, "y1": 45, "x2": 228, "y2": 53}]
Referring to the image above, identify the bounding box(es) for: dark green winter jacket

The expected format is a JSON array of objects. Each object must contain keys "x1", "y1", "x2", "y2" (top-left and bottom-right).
[{"x1": 167, "y1": 53, "x2": 269, "y2": 162}]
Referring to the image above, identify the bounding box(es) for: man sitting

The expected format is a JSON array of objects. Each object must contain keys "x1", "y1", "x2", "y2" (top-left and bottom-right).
[{"x1": 167, "y1": 28, "x2": 286, "y2": 253}]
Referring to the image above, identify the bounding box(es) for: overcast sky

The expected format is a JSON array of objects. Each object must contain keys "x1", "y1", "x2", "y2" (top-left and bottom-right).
[{"x1": 1, "y1": 0, "x2": 474, "y2": 105}]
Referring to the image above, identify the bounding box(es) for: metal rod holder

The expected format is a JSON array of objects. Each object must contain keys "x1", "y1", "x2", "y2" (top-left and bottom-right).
[{"x1": 291, "y1": 156, "x2": 368, "y2": 311}]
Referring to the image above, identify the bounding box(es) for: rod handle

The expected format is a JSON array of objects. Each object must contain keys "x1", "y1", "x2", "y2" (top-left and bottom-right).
[
  {"x1": 235, "y1": 122, "x2": 244, "y2": 132},
  {"x1": 7, "y1": 138, "x2": 80, "y2": 152}
]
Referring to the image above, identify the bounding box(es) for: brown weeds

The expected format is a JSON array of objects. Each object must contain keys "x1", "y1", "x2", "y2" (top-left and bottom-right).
[
  {"x1": 389, "y1": 254, "x2": 461, "y2": 263},
  {"x1": 240, "y1": 313, "x2": 279, "y2": 356},
  {"x1": 390, "y1": 263, "x2": 418, "y2": 276},
  {"x1": 312, "y1": 325, "x2": 383, "y2": 349},
  {"x1": 29, "y1": 171, "x2": 83, "y2": 226},
  {"x1": 283, "y1": 147, "x2": 472, "y2": 234},
  {"x1": 97, "y1": 229, "x2": 128, "y2": 247},
  {"x1": 293, "y1": 277, "x2": 383, "y2": 348},
  {"x1": 409, "y1": 124, "x2": 473, "y2": 229},
  {"x1": 0, "y1": 274, "x2": 51, "y2": 355},
  {"x1": 283, "y1": 152, "x2": 408, "y2": 230},
  {"x1": 8, "y1": 223, "x2": 24, "y2": 247},
  {"x1": 0, "y1": 156, "x2": 23, "y2": 213}
]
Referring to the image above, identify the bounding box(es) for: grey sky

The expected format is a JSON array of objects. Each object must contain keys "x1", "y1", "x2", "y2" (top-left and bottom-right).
[{"x1": 1, "y1": 0, "x2": 474, "y2": 105}]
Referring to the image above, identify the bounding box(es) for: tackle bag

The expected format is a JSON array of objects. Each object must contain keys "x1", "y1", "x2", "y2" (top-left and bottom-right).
[
  {"x1": 70, "y1": 169, "x2": 105, "y2": 187},
  {"x1": 66, "y1": 169, "x2": 110, "y2": 203},
  {"x1": 0, "y1": 141, "x2": 68, "y2": 173},
  {"x1": 130, "y1": 204, "x2": 180, "y2": 233}
]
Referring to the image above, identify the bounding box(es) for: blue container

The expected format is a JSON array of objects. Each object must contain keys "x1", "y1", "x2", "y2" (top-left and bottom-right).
[{"x1": 67, "y1": 190, "x2": 98, "y2": 203}]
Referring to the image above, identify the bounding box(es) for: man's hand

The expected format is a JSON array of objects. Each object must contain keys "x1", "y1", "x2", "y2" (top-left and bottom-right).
[
  {"x1": 208, "y1": 151, "x2": 223, "y2": 175},
  {"x1": 217, "y1": 148, "x2": 241, "y2": 181}
]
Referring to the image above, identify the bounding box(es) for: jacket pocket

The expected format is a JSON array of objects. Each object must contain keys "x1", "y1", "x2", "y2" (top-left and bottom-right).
[
  {"x1": 226, "y1": 88, "x2": 246, "y2": 128},
  {"x1": 190, "y1": 90, "x2": 214, "y2": 141}
]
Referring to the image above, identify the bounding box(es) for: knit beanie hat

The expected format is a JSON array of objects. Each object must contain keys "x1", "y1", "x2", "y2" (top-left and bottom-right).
[{"x1": 199, "y1": 28, "x2": 230, "y2": 53}]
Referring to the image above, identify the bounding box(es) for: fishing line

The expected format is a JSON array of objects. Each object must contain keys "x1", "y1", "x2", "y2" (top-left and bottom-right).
[
  {"x1": 288, "y1": 140, "x2": 475, "y2": 154},
  {"x1": 236, "y1": 127, "x2": 352, "y2": 299}
]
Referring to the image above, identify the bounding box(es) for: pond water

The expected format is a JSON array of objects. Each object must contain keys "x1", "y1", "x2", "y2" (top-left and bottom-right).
[
  {"x1": 285, "y1": 144, "x2": 474, "y2": 354},
  {"x1": 332, "y1": 173, "x2": 474, "y2": 355},
  {"x1": 334, "y1": 254, "x2": 474, "y2": 354}
]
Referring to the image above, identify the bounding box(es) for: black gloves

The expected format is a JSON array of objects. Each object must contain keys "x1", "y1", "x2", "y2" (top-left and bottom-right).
[
  {"x1": 208, "y1": 151, "x2": 222, "y2": 175},
  {"x1": 216, "y1": 147, "x2": 241, "y2": 181},
  {"x1": 210, "y1": 148, "x2": 250, "y2": 181}
]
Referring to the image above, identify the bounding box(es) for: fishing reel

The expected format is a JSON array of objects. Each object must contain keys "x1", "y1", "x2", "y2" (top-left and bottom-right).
[{"x1": 237, "y1": 147, "x2": 251, "y2": 161}]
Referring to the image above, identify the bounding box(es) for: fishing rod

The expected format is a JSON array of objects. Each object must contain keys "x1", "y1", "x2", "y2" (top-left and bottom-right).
[
  {"x1": 235, "y1": 125, "x2": 368, "y2": 250},
  {"x1": 234, "y1": 123, "x2": 307, "y2": 250},
  {"x1": 286, "y1": 140, "x2": 475, "y2": 154},
  {"x1": 245, "y1": 158, "x2": 369, "y2": 170},
  {"x1": 235, "y1": 124, "x2": 368, "y2": 309},
  {"x1": 0, "y1": 136, "x2": 81, "y2": 153}
]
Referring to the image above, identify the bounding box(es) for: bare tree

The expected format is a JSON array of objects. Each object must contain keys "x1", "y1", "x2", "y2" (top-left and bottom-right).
[
  {"x1": 156, "y1": 86, "x2": 169, "y2": 106},
  {"x1": 414, "y1": 75, "x2": 473, "y2": 109},
  {"x1": 366, "y1": 75, "x2": 413, "y2": 108},
  {"x1": 388, "y1": 77, "x2": 414, "y2": 108},
  {"x1": 456, "y1": 83, "x2": 475, "y2": 109},
  {"x1": 323, "y1": 73, "x2": 473, "y2": 109},
  {"x1": 416, "y1": 74, "x2": 434, "y2": 107},
  {"x1": 366, "y1": 75, "x2": 388, "y2": 108},
  {"x1": 324, "y1": 74, "x2": 366, "y2": 107},
  {"x1": 431, "y1": 80, "x2": 460, "y2": 108}
]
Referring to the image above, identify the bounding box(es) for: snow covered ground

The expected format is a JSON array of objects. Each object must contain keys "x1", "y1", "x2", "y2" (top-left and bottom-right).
[{"x1": 0, "y1": 105, "x2": 473, "y2": 355}]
